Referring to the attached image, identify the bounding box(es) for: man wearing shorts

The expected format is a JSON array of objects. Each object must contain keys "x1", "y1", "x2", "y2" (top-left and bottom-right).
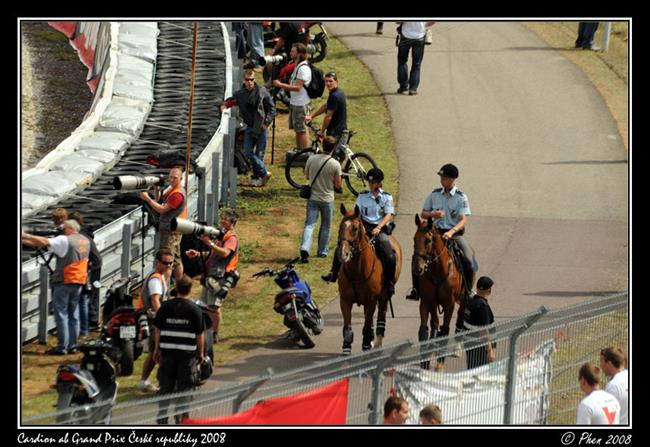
[
  {"x1": 273, "y1": 42, "x2": 312, "y2": 150},
  {"x1": 185, "y1": 209, "x2": 239, "y2": 343},
  {"x1": 140, "y1": 166, "x2": 186, "y2": 281}
]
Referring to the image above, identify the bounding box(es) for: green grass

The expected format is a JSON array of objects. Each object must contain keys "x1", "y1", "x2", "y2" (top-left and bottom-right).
[{"x1": 21, "y1": 34, "x2": 396, "y2": 418}]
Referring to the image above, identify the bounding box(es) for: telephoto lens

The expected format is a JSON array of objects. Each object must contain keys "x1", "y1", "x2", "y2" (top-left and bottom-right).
[
  {"x1": 171, "y1": 218, "x2": 223, "y2": 239},
  {"x1": 112, "y1": 175, "x2": 162, "y2": 190}
]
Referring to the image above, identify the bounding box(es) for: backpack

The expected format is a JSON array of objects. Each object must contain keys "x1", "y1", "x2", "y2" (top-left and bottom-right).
[{"x1": 302, "y1": 62, "x2": 325, "y2": 99}]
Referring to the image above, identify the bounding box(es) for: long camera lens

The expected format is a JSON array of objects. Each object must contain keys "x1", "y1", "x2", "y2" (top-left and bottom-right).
[
  {"x1": 171, "y1": 218, "x2": 223, "y2": 239},
  {"x1": 258, "y1": 53, "x2": 286, "y2": 66},
  {"x1": 112, "y1": 175, "x2": 162, "y2": 190}
]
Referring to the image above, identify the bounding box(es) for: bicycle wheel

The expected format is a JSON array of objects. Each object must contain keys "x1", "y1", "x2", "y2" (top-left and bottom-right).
[
  {"x1": 285, "y1": 148, "x2": 316, "y2": 189},
  {"x1": 343, "y1": 153, "x2": 378, "y2": 196}
]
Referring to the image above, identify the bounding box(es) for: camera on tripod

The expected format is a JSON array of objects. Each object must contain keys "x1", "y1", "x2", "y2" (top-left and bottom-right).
[
  {"x1": 171, "y1": 218, "x2": 225, "y2": 241},
  {"x1": 112, "y1": 175, "x2": 165, "y2": 191}
]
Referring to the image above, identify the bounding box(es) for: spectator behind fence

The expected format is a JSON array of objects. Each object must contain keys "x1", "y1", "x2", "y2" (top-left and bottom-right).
[
  {"x1": 22, "y1": 220, "x2": 91, "y2": 355},
  {"x1": 69, "y1": 211, "x2": 103, "y2": 333},
  {"x1": 419, "y1": 404, "x2": 442, "y2": 425},
  {"x1": 577, "y1": 362, "x2": 620, "y2": 425},
  {"x1": 383, "y1": 396, "x2": 410, "y2": 425},
  {"x1": 600, "y1": 347, "x2": 628, "y2": 424}
]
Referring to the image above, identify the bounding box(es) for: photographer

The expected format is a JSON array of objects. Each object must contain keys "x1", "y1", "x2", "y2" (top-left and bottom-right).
[
  {"x1": 185, "y1": 209, "x2": 240, "y2": 344},
  {"x1": 140, "y1": 167, "x2": 186, "y2": 281},
  {"x1": 22, "y1": 220, "x2": 91, "y2": 355}
]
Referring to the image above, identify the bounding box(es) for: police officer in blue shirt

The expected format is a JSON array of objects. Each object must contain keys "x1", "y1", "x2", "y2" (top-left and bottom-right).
[
  {"x1": 406, "y1": 163, "x2": 478, "y2": 300},
  {"x1": 322, "y1": 168, "x2": 397, "y2": 296}
]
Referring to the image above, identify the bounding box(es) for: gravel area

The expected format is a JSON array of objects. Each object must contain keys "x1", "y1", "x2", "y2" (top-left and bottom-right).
[{"x1": 20, "y1": 21, "x2": 93, "y2": 170}]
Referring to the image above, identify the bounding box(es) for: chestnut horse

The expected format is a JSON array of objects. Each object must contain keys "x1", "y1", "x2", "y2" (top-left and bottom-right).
[
  {"x1": 412, "y1": 214, "x2": 467, "y2": 370},
  {"x1": 337, "y1": 204, "x2": 402, "y2": 355}
]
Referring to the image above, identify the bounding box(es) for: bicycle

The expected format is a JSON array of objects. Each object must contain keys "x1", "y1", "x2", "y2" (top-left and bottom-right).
[{"x1": 284, "y1": 124, "x2": 378, "y2": 196}]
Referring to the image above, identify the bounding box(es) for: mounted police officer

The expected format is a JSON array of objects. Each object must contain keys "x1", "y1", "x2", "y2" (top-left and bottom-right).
[
  {"x1": 322, "y1": 168, "x2": 397, "y2": 297},
  {"x1": 406, "y1": 163, "x2": 478, "y2": 301}
]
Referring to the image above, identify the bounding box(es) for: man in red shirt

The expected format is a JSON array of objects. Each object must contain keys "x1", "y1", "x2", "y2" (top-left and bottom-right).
[{"x1": 140, "y1": 167, "x2": 186, "y2": 281}]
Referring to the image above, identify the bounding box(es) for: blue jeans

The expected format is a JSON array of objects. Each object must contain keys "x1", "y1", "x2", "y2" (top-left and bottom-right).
[
  {"x1": 576, "y1": 22, "x2": 599, "y2": 48},
  {"x1": 246, "y1": 22, "x2": 265, "y2": 66},
  {"x1": 300, "y1": 200, "x2": 334, "y2": 257},
  {"x1": 244, "y1": 127, "x2": 268, "y2": 179},
  {"x1": 52, "y1": 283, "x2": 82, "y2": 352},
  {"x1": 79, "y1": 292, "x2": 90, "y2": 335},
  {"x1": 397, "y1": 39, "x2": 425, "y2": 91}
]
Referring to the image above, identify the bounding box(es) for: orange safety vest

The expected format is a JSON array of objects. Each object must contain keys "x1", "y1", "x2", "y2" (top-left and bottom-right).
[
  {"x1": 204, "y1": 229, "x2": 239, "y2": 280},
  {"x1": 52, "y1": 233, "x2": 90, "y2": 285},
  {"x1": 159, "y1": 184, "x2": 187, "y2": 232}
]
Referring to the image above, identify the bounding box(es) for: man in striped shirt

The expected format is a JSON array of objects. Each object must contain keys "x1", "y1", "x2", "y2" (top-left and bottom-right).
[{"x1": 153, "y1": 275, "x2": 207, "y2": 424}]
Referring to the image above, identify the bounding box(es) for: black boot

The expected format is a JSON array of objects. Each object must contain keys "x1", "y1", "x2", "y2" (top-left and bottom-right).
[
  {"x1": 322, "y1": 255, "x2": 341, "y2": 282},
  {"x1": 405, "y1": 288, "x2": 419, "y2": 301}
]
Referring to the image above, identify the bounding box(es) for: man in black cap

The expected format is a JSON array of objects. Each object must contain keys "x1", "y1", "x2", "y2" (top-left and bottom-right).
[
  {"x1": 406, "y1": 163, "x2": 478, "y2": 301},
  {"x1": 463, "y1": 276, "x2": 495, "y2": 369}
]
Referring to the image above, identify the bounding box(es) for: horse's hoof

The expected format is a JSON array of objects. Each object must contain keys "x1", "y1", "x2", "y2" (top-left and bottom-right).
[
  {"x1": 375, "y1": 336, "x2": 383, "y2": 348},
  {"x1": 362, "y1": 342, "x2": 373, "y2": 351}
]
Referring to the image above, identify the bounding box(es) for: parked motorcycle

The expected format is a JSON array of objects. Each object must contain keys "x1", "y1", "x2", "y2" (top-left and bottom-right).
[
  {"x1": 100, "y1": 272, "x2": 149, "y2": 376},
  {"x1": 252, "y1": 258, "x2": 324, "y2": 348},
  {"x1": 53, "y1": 339, "x2": 120, "y2": 424}
]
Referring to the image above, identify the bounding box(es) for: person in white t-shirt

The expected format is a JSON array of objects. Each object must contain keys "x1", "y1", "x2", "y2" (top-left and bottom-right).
[
  {"x1": 273, "y1": 42, "x2": 312, "y2": 150},
  {"x1": 600, "y1": 346, "x2": 629, "y2": 424},
  {"x1": 577, "y1": 362, "x2": 620, "y2": 425},
  {"x1": 396, "y1": 21, "x2": 435, "y2": 95}
]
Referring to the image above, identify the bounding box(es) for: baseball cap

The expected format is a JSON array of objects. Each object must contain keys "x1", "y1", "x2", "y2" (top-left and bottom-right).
[
  {"x1": 437, "y1": 163, "x2": 459, "y2": 178},
  {"x1": 476, "y1": 276, "x2": 494, "y2": 290}
]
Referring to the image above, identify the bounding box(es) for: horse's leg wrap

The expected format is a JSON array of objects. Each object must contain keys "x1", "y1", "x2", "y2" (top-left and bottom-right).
[
  {"x1": 418, "y1": 326, "x2": 429, "y2": 342},
  {"x1": 376, "y1": 318, "x2": 386, "y2": 338},
  {"x1": 342, "y1": 327, "x2": 354, "y2": 356},
  {"x1": 362, "y1": 326, "x2": 374, "y2": 351}
]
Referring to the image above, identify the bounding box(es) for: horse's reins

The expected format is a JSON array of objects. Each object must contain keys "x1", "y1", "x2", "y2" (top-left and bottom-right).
[
  {"x1": 338, "y1": 230, "x2": 377, "y2": 285},
  {"x1": 415, "y1": 229, "x2": 454, "y2": 284}
]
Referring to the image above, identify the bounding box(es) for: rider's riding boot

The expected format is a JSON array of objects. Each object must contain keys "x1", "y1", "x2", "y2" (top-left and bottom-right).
[
  {"x1": 406, "y1": 288, "x2": 419, "y2": 301},
  {"x1": 322, "y1": 255, "x2": 341, "y2": 282},
  {"x1": 406, "y1": 272, "x2": 420, "y2": 301},
  {"x1": 383, "y1": 259, "x2": 396, "y2": 296}
]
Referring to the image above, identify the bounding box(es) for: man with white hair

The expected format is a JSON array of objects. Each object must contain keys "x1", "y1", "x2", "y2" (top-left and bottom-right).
[{"x1": 22, "y1": 220, "x2": 91, "y2": 355}]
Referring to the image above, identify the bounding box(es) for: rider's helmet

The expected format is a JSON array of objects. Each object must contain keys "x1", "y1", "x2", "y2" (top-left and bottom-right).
[
  {"x1": 366, "y1": 168, "x2": 384, "y2": 183},
  {"x1": 437, "y1": 163, "x2": 459, "y2": 178}
]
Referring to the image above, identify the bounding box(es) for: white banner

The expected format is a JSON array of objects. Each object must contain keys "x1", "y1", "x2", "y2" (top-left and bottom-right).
[{"x1": 395, "y1": 340, "x2": 555, "y2": 424}]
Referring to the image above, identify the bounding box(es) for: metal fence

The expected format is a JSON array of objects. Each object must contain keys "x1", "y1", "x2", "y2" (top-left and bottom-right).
[{"x1": 23, "y1": 292, "x2": 628, "y2": 426}]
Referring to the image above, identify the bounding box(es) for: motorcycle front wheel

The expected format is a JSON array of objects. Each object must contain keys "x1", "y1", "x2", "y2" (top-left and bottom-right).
[{"x1": 309, "y1": 33, "x2": 328, "y2": 64}]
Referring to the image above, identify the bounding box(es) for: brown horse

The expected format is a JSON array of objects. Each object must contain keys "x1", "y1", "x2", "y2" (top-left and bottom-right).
[
  {"x1": 412, "y1": 214, "x2": 467, "y2": 370},
  {"x1": 337, "y1": 204, "x2": 402, "y2": 355}
]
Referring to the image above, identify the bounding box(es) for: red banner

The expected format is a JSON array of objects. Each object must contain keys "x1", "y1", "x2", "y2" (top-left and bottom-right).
[{"x1": 183, "y1": 378, "x2": 349, "y2": 425}]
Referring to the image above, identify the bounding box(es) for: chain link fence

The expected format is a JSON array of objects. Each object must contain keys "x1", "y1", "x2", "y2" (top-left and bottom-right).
[{"x1": 23, "y1": 293, "x2": 628, "y2": 426}]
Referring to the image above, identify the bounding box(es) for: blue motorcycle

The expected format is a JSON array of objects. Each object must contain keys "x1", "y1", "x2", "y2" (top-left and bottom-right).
[{"x1": 253, "y1": 258, "x2": 324, "y2": 348}]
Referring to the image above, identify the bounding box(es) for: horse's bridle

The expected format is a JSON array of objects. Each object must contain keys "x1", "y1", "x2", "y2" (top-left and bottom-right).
[
  {"x1": 413, "y1": 229, "x2": 451, "y2": 275},
  {"x1": 338, "y1": 218, "x2": 377, "y2": 284}
]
